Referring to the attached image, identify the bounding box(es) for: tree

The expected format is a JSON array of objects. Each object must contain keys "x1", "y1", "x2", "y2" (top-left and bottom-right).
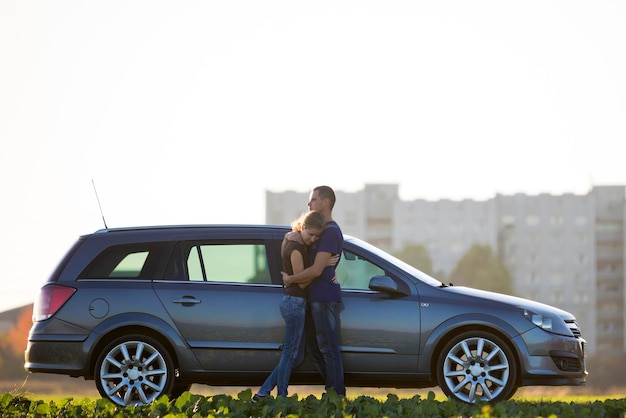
[
  {"x1": 0, "y1": 305, "x2": 32, "y2": 378},
  {"x1": 5, "y1": 305, "x2": 33, "y2": 356},
  {"x1": 391, "y1": 243, "x2": 437, "y2": 277},
  {"x1": 448, "y1": 244, "x2": 513, "y2": 295}
]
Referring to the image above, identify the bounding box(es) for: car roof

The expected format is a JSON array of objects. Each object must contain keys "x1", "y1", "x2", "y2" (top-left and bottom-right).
[
  {"x1": 77, "y1": 224, "x2": 294, "y2": 242},
  {"x1": 82, "y1": 224, "x2": 361, "y2": 245},
  {"x1": 92, "y1": 224, "x2": 292, "y2": 234}
]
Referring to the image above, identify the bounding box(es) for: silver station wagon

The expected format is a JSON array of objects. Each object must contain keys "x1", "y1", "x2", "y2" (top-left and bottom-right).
[{"x1": 25, "y1": 225, "x2": 587, "y2": 406}]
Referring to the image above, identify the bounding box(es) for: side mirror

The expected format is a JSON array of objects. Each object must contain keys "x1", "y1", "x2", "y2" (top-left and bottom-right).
[{"x1": 369, "y1": 275, "x2": 407, "y2": 296}]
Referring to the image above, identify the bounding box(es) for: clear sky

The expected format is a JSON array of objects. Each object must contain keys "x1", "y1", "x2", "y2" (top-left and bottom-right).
[{"x1": 1, "y1": 1, "x2": 625, "y2": 313}]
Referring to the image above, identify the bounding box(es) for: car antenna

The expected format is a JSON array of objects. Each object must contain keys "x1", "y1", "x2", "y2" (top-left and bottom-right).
[{"x1": 91, "y1": 178, "x2": 108, "y2": 229}]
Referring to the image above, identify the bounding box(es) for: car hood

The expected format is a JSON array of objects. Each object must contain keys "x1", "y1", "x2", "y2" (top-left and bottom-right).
[{"x1": 443, "y1": 285, "x2": 576, "y2": 320}]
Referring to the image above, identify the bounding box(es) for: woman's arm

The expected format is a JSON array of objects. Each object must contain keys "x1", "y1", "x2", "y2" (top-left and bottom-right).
[
  {"x1": 290, "y1": 249, "x2": 306, "y2": 275},
  {"x1": 289, "y1": 250, "x2": 315, "y2": 289}
]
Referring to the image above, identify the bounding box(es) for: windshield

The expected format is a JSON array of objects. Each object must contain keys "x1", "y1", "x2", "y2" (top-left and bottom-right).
[{"x1": 345, "y1": 235, "x2": 443, "y2": 287}]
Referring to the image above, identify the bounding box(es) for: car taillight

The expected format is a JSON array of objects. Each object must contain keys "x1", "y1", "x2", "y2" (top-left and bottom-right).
[{"x1": 32, "y1": 284, "x2": 76, "y2": 321}]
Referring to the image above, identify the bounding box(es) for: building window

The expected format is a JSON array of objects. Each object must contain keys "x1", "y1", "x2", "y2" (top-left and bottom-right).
[
  {"x1": 550, "y1": 215, "x2": 564, "y2": 226},
  {"x1": 526, "y1": 215, "x2": 540, "y2": 226}
]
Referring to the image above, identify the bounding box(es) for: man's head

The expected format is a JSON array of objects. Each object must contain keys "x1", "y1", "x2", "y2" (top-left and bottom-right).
[{"x1": 307, "y1": 185, "x2": 336, "y2": 216}]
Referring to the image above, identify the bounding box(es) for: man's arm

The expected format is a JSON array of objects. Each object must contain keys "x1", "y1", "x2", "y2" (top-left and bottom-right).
[{"x1": 283, "y1": 251, "x2": 333, "y2": 285}]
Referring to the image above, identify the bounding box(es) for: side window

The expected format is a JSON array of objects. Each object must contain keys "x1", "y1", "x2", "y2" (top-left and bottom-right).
[
  {"x1": 335, "y1": 250, "x2": 385, "y2": 290},
  {"x1": 187, "y1": 246, "x2": 203, "y2": 281},
  {"x1": 79, "y1": 243, "x2": 162, "y2": 279},
  {"x1": 110, "y1": 252, "x2": 149, "y2": 277},
  {"x1": 165, "y1": 242, "x2": 271, "y2": 284}
]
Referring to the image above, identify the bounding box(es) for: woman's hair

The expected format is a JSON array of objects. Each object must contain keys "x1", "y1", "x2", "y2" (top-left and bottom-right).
[{"x1": 291, "y1": 210, "x2": 326, "y2": 232}]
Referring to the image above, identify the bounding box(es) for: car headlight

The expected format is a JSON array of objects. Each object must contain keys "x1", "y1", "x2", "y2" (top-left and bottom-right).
[
  {"x1": 524, "y1": 309, "x2": 552, "y2": 330},
  {"x1": 520, "y1": 308, "x2": 572, "y2": 336}
]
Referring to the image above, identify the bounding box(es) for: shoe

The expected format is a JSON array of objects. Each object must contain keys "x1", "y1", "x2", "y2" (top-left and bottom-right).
[{"x1": 252, "y1": 394, "x2": 265, "y2": 403}]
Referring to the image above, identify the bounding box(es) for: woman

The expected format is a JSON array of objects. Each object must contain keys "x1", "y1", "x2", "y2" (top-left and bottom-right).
[{"x1": 253, "y1": 211, "x2": 337, "y2": 401}]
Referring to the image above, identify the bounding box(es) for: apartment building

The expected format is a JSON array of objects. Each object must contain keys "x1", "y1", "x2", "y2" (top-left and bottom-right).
[
  {"x1": 495, "y1": 192, "x2": 597, "y2": 353},
  {"x1": 592, "y1": 186, "x2": 626, "y2": 353},
  {"x1": 266, "y1": 184, "x2": 397, "y2": 249},
  {"x1": 265, "y1": 183, "x2": 626, "y2": 355}
]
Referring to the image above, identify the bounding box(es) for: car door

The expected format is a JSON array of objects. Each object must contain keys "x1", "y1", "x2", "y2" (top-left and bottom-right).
[
  {"x1": 336, "y1": 244, "x2": 421, "y2": 376},
  {"x1": 152, "y1": 238, "x2": 286, "y2": 372}
]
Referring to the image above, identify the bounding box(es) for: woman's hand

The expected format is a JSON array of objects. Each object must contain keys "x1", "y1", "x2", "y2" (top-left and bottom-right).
[
  {"x1": 282, "y1": 271, "x2": 292, "y2": 285},
  {"x1": 328, "y1": 254, "x2": 340, "y2": 267}
]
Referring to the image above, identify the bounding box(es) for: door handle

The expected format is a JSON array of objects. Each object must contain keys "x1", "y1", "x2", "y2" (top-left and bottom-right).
[{"x1": 173, "y1": 297, "x2": 201, "y2": 305}]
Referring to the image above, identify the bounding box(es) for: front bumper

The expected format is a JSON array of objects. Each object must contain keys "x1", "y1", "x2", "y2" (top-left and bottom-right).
[{"x1": 515, "y1": 327, "x2": 587, "y2": 387}]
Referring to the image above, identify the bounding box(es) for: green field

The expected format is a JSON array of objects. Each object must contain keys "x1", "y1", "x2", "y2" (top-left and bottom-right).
[
  {"x1": 3, "y1": 389, "x2": 626, "y2": 418},
  {"x1": 3, "y1": 376, "x2": 625, "y2": 417}
]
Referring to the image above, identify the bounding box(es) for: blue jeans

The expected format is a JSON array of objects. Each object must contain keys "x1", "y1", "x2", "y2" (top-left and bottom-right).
[
  {"x1": 309, "y1": 301, "x2": 345, "y2": 396},
  {"x1": 304, "y1": 306, "x2": 326, "y2": 381},
  {"x1": 258, "y1": 295, "x2": 306, "y2": 396}
]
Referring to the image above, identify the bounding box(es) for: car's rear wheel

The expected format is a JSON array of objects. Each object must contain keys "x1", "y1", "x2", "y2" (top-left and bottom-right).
[
  {"x1": 170, "y1": 382, "x2": 192, "y2": 398},
  {"x1": 436, "y1": 331, "x2": 518, "y2": 404},
  {"x1": 95, "y1": 335, "x2": 175, "y2": 406}
]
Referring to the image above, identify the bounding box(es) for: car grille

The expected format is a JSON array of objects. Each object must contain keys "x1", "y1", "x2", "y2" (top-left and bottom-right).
[
  {"x1": 565, "y1": 319, "x2": 582, "y2": 337},
  {"x1": 550, "y1": 351, "x2": 583, "y2": 373},
  {"x1": 551, "y1": 353, "x2": 583, "y2": 373}
]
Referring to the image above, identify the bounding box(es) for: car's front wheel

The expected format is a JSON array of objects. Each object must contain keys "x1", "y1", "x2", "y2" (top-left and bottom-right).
[
  {"x1": 436, "y1": 331, "x2": 518, "y2": 404},
  {"x1": 95, "y1": 335, "x2": 175, "y2": 406}
]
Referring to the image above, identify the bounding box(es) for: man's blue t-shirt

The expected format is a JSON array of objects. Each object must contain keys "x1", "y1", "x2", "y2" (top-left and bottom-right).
[{"x1": 307, "y1": 220, "x2": 343, "y2": 303}]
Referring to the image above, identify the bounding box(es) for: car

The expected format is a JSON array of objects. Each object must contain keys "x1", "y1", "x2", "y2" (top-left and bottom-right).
[{"x1": 25, "y1": 225, "x2": 587, "y2": 406}]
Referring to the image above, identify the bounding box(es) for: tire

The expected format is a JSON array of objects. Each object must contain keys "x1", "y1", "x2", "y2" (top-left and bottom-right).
[
  {"x1": 170, "y1": 382, "x2": 192, "y2": 399},
  {"x1": 436, "y1": 330, "x2": 518, "y2": 404},
  {"x1": 95, "y1": 335, "x2": 175, "y2": 406}
]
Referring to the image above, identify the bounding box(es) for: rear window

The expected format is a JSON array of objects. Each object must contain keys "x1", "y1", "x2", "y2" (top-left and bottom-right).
[
  {"x1": 79, "y1": 242, "x2": 165, "y2": 279},
  {"x1": 48, "y1": 238, "x2": 86, "y2": 282}
]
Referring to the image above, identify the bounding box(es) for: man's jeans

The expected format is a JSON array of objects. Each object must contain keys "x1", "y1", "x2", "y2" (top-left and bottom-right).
[
  {"x1": 258, "y1": 295, "x2": 306, "y2": 396},
  {"x1": 309, "y1": 301, "x2": 345, "y2": 396}
]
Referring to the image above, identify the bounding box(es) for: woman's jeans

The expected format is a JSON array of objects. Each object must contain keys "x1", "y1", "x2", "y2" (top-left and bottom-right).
[{"x1": 258, "y1": 295, "x2": 306, "y2": 396}]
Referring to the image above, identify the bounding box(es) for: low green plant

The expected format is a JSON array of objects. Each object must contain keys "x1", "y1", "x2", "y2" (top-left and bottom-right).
[{"x1": 2, "y1": 390, "x2": 625, "y2": 417}]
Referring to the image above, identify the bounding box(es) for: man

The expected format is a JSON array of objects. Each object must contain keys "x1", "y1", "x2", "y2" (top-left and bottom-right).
[{"x1": 282, "y1": 185, "x2": 345, "y2": 396}]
